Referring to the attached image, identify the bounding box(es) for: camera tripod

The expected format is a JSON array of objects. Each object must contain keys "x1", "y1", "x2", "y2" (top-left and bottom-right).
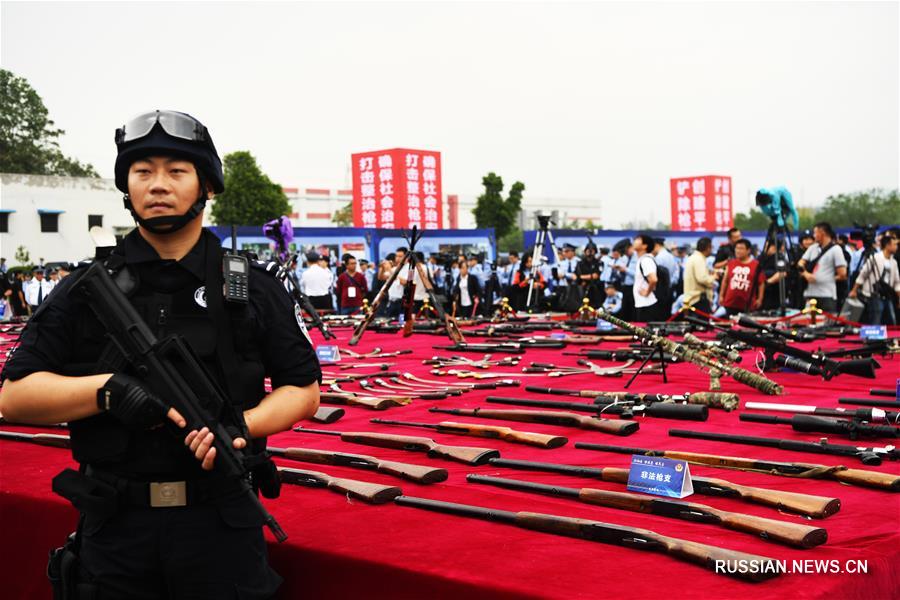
[
  {"x1": 760, "y1": 220, "x2": 795, "y2": 317},
  {"x1": 526, "y1": 214, "x2": 561, "y2": 312}
]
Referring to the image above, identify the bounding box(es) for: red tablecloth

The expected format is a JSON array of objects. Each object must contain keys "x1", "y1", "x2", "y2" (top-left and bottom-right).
[{"x1": 1, "y1": 325, "x2": 899, "y2": 599}]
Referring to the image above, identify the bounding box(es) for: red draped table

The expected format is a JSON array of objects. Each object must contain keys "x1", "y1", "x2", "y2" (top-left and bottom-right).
[{"x1": 1, "y1": 324, "x2": 899, "y2": 599}]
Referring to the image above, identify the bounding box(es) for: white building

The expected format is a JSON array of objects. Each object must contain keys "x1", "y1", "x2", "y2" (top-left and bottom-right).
[{"x1": 0, "y1": 173, "x2": 135, "y2": 264}]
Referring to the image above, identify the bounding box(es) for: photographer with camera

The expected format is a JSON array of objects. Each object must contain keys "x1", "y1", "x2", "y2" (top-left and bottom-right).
[
  {"x1": 849, "y1": 232, "x2": 900, "y2": 325},
  {"x1": 797, "y1": 222, "x2": 847, "y2": 313}
]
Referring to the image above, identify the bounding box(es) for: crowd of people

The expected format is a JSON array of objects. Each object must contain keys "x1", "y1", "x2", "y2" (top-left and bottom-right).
[
  {"x1": 282, "y1": 223, "x2": 900, "y2": 326},
  {"x1": 4, "y1": 223, "x2": 898, "y2": 326},
  {"x1": 0, "y1": 260, "x2": 73, "y2": 319}
]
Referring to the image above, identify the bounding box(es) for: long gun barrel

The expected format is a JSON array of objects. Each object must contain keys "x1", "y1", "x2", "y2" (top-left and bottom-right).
[
  {"x1": 293, "y1": 426, "x2": 500, "y2": 465},
  {"x1": 738, "y1": 414, "x2": 900, "y2": 440},
  {"x1": 369, "y1": 419, "x2": 567, "y2": 449},
  {"x1": 277, "y1": 467, "x2": 401, "y2": 504},
  {"x1": 484, "y1": 396, "x2": 709, "y2": 422},
  {"x1": 69, "y1": 261, "x2": 287, "y2": 542},
  {"x1": 596, "y1": 308, "x2": 784, "y2": 395},
  {"x1": 466, "y1": 474, "x2": 827, "y2": 548},
  {"x1": 428, "y1": 407, "x2": 639, "y2": 435},
  {"x1": 839, "y1": 398, "x2": 900, "y2": 409},
  {"x1": 267, "y1": 446, "x2": 448, "y2": 483},
  {"x1": 393, "y1": 496, "x2": 781, "y2": 581},
  {"x1": 486, "y1": 457, "x2": 840, "y2": 518},
  {"x1": 667, "y1": 429, "x2": 900, "y2": 466},
  {"x1": 574, "y1": 442, "x2": 900, "y2": 491},
  {"x1": 746, "y1": 400, "x2": 900, "y2": 423}
]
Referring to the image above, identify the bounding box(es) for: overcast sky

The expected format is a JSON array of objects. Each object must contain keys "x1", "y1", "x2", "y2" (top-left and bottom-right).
[{"x1": 2, "y1": 1, "x2": 897, "y2": 227}]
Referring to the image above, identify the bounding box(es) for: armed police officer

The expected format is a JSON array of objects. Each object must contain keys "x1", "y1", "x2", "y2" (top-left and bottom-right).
[{"x1": 0, "y1": 110, "x2": 321, "y2": 599}]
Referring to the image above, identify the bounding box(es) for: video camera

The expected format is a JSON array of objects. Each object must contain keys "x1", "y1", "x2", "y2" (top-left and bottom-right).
[{"x1": 850, "y1": 222, "x2": 879, "y2": 248}]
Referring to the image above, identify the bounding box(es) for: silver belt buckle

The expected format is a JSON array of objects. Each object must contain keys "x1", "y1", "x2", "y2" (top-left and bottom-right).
[{"x1": 149, "y1": 481, "x2": 187, "y2": 507}]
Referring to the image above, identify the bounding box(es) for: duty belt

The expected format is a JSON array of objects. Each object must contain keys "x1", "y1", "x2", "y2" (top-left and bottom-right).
[{"x1": 85, "y1": 466, "x2": 244, "y2": 508}]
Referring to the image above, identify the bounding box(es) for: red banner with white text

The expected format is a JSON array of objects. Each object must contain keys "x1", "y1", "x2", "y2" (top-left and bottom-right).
[
  {"x1": 352, "y1": 148, "x2": 443, "y2": 229},
  {"x1": 670, "y1": 175, "x2": 733, "y2": 231}
]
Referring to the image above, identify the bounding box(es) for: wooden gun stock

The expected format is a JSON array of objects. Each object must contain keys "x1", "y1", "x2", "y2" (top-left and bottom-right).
[
  {"x1": 435, "y1": 422, "x2": 567, "y2": 449},
  {"x1": 271, "y1": 447, "x2": 448, "y2": 484},
  {"x1": 575, "y1": 488, "x2": 826, "y2": 548},
  {"x1": 320, "y1": 392, "x2": 410, "y2": 410},
  {"x1": 340, "y1": 432, "x2": 500, "y2": 465},
  {"x1": 278, "y1": 467, "x2": 401, "y2": 504},
  {"x1": 0, "y1": 431, "x2": 71, "y2": 449}
]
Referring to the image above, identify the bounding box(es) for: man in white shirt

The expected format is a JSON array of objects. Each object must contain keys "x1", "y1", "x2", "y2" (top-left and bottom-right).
[
  {"x1": 632, "y1": 234, "x2": 659, "y2": 322},
  {"x1": 798, "y1": 222, "x2": 847, "y2": 313},
  {"x1": 849, "y1": 233, "x2": 900, "y2": 325},
  {"x1": 26, "y1": 268, "x2": 55, "y2": 311},
  {"x1": 300, "y1": 254, "x2": 334, "y2": 311},
  {"x1": 386, "y1": 247, "x2": 408, "y2": 319}
]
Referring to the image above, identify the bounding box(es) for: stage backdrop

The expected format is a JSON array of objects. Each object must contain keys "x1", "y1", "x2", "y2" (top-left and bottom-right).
[
  {"x1": 352, "y1": 148, "x2": 443, "y2": 230},
  {"x1": 670, "y1": 175, "x2": 733, "y2": 231}
]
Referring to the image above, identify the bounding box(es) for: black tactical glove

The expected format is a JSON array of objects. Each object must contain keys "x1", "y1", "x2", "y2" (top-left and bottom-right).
[{"x1": 97, "y1": 374, "x2": 168, "y2": 429}]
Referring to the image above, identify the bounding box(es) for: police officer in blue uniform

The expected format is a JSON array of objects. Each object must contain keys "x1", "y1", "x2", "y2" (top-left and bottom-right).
[{"x1": 0, "y1": 110, "x2": 321, "y2": 599}]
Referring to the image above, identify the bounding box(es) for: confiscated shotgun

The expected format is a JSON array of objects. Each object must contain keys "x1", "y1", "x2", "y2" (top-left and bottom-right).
[
  {"x1": 278, "y1": 467, "x2": 401, "y2": 504},
  {"x1": 486, "y1": 457, "x2": 840, "y2": 518},
  {"x1": 467, "y1": 474, "x2": 827, "y2": 548},
  {"x1": 429, "y1": 407, "x2": 639, "y2": 435},
  {"x1": 293, "y1": 426, "x2": 500, "y2": 465},
  {"x1": 394, "y1": 496, "x2": 781, "y2": 581},
  {"x1": 575, "y1": 442, "x2": 900, "y2": 491},
  {"x1": 268, "y1": 446, "x2": 448, "y2": 483},
  {"x1": 370, "y1": 418, "x2": 568, "y2": 449}
]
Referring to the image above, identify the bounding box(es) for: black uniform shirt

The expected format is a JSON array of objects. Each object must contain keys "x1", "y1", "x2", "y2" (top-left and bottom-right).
[{"x1": 2, "y1": 229, "x2": 321, "y2": 477}]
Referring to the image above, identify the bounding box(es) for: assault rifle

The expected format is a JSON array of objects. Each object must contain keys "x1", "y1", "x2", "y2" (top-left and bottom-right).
[
  {"x1": 70, "y1": 262, "x2": 287, "y2": 541},
  {"x1": 690, "y1": 315, "x2": 879, "y2": 380}
]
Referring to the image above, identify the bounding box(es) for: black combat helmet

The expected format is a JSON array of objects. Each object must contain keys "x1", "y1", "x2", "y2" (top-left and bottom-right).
[{"x1": 114, "y1": 110, "x2": 224, "y2": 234}]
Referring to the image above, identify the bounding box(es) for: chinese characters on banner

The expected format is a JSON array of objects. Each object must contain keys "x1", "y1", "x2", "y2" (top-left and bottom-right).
[
  {"x1": 352, "y1": 148, "x2": 443, "y2": 229},
  {"x1": 669, "y1": 175, "x2": 733, "y2": 231}
]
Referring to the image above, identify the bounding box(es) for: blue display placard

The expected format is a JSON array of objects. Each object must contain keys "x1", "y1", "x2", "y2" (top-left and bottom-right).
[
  {"x1": 860, "y1": 325, "x2": 887, "y2": 340},
  {"x1": 626, "y1": 455, "x2": 693, "y2": 498},
  {"x1": 316, "y1": 345, "x2": 341, "y2": 363},
  {"x1": 596, "y1": 318, "x2": 615, "y2": 331}
]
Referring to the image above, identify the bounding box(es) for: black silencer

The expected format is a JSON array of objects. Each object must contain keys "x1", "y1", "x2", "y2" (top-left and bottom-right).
[{"x1": 644, "y1": 403, "x2": 708, "y2": 422}]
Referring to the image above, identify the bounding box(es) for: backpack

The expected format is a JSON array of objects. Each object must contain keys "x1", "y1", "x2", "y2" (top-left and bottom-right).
[{"x1": 639, "y1": 255, "x2": 670, "y2": 302}]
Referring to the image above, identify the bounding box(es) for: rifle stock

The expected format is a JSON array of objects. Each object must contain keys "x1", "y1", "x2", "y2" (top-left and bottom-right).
[
  {"x1": 339, "y1": 432, "x2": 500, "y2": 465},
  {"x1": 0, "y1": 431, "x2": 71, "y2": 449},
  {"x1": 320, "y1": 392, "x2": 410, "y2": 410},
  {"x1": 278, "y1": 467, "x2": 401, "y2": 504},
  {"x1": 269, "y1": 446, "x2": 448, "y2": 483}
]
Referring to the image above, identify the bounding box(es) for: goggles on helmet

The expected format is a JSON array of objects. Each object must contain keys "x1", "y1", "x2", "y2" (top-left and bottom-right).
[{"x1": 115, "y1": 110, "x2": 209, "y2": 146}]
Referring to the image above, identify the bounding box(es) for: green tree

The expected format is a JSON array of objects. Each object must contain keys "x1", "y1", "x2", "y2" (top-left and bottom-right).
[
  {"x1": 0, "y1": 69, "x2": 98, "y2": 177},
  {"x1": 14, "y1": 245, "x2": 30, "y2": 266},
  {"x1": 210, "y1": 151, "x2": 292, "y2": 226},
  {"x1": 332, "y1": 201, "x2": 353, "y2": 226},
  {"x1": 733, "y1": 208, "x2": 772, "y2": 231},
  {"x1": 472, "y1": 172, "x2": 524, "y2": 240},
  {"x1": 498, "y1": 227, "x2": 524, "y2": 253},
  {"x1": 814, "y1": 189, "x2": 900, "y2": 227}
]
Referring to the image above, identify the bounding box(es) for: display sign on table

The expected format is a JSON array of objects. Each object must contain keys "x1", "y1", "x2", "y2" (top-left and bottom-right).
[
  {"x1": 627, "y1": 455, "x2": 694, "y2": 498},
  {"x1": 352, "y1": 148, "x2": 443, "y2": 230}
]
